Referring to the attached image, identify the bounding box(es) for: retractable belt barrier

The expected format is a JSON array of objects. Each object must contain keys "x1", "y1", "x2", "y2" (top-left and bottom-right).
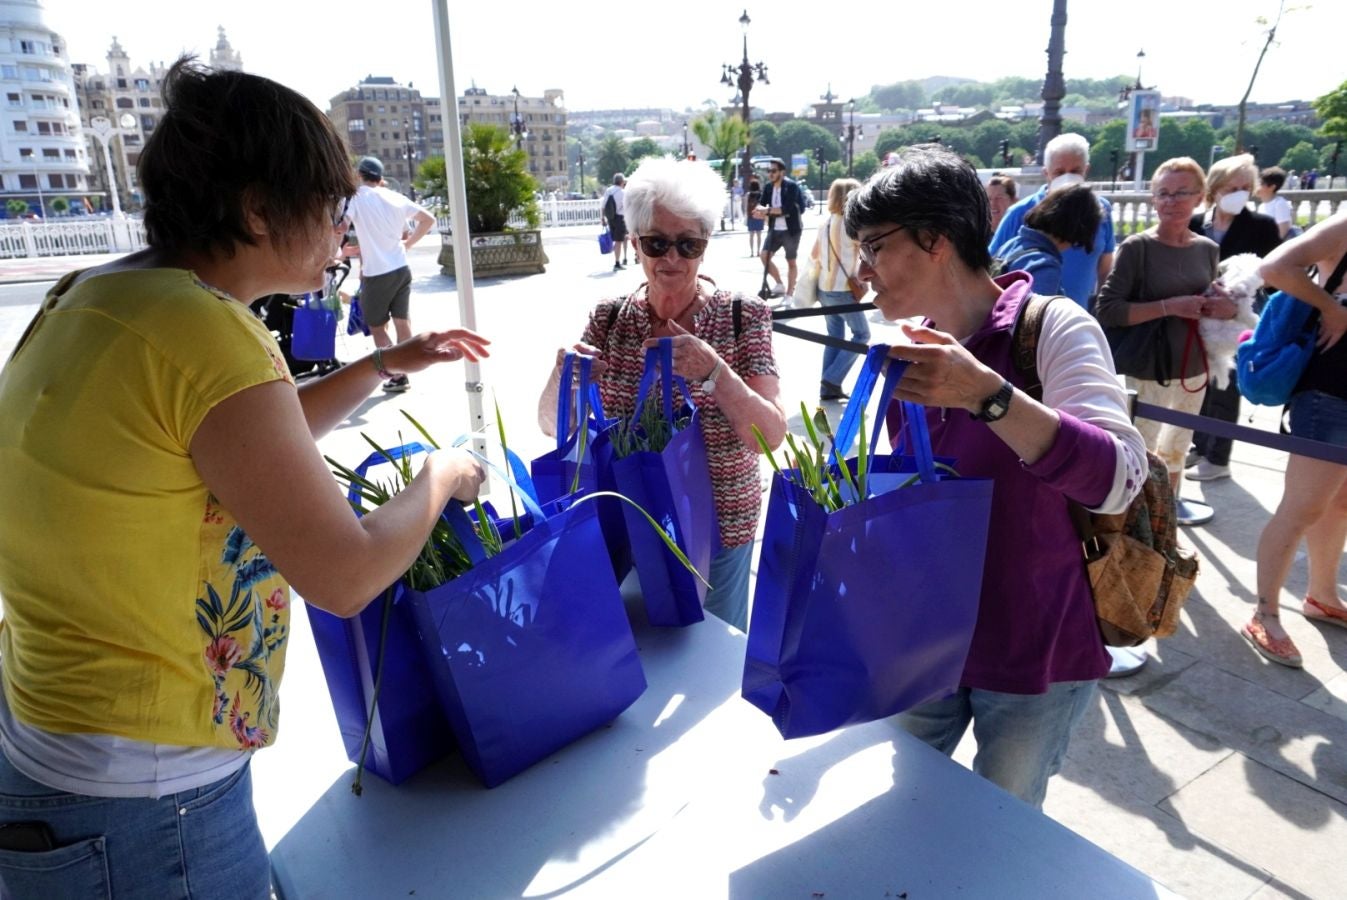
[{"x1": 770, "y1": 304, "x2": 1347, "y2": 469}]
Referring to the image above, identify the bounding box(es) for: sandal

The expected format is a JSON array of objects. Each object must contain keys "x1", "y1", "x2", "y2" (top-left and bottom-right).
[
  {"x1": 1241, "y1": 616, "x2": 1303, "y2": 668},
  {"x1": 1304, "y1": 597, "x2": 1347, "y2": 631}
]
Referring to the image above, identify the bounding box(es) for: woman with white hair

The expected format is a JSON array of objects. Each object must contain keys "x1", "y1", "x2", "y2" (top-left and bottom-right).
[{"x1": 539, "y1": 157, "x2": 786, "y2": 630}]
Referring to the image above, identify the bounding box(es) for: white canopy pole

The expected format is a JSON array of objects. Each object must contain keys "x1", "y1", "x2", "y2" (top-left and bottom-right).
[{"x1": 430, "y1": 0, "x2": 488, "y2": 469}]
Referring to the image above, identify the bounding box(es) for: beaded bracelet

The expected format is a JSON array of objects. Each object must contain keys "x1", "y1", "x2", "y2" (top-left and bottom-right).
[{"x1": 371, "y1": 348, "x2": 394, "y2": 379}]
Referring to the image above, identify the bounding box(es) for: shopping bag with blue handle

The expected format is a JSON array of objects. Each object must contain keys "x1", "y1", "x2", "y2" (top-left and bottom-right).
[
  {"x1": 611, "y1": 338, "x2": 716, "y2": 626},
  {"x1": 742, "y1": 344, "x2": 993, "y2": 739},
  {"x1": 306, "y1": 442, "x2": 454, "y2": 786},
  {"x1": 290, "y1": 291, "x2": 338, "y2": 360},
  {"x1": 402, "y1": 459, "x2": 646, "y2": 788},
  {"x1": 530, "y1": 353, "x2": 632, "y2": 580}
]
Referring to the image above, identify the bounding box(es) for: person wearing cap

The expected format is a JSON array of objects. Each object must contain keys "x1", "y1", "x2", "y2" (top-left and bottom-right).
[{"x1": 347, "y1": 156, "x2": 437, "y2": 392}]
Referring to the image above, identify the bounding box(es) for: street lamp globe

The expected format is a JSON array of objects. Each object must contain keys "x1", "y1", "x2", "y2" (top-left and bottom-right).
[{"x1": 118, "y1": 112, "x2": 135, "y2": 130}]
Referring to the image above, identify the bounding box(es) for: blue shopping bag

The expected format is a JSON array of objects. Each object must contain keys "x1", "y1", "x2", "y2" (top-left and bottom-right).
[
  {"x1": 291, "y1": 292, "x2": 337, "y2": 360},
  {"x1": 531, "y1": 354, "x2": 632, "y2": 580},
  {"x1": 598, "y1": 228, "x2": 614, "y2": 255},
  {"x1": 346, "y1": 290, "x2": 371, "y2": 337},
  {"x1": 403, "y1": 491, "x2": 647, "y2": 788},
  {"x1": 307, "y1": 442, "x2": 455, "y2": 786},
  {"x1": 611, "y1": 339, "x2": 716, "y2": 627},
  {"x1": 742, "y1": 346, "x2": 993, "y2": 739}
]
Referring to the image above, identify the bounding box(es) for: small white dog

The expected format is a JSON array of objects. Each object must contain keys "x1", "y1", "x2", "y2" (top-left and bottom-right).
[{"x1": 1201, "y1": 252, "x2": 1262, "y2": 389}]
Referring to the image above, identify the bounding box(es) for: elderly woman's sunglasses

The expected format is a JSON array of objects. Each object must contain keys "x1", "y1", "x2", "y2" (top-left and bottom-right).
[{"x1": 637, "y1": 235, "x2": 709, "y2": 259}]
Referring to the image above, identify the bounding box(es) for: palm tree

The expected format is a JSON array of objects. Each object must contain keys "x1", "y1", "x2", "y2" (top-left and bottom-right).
[{"x1": 691, "y1": 111, "x2": 750, "y2": 189}]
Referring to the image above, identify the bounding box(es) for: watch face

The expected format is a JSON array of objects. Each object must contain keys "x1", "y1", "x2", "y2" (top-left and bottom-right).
[{"x1": 701, "y1": 378, "x2": 715, "y2": 393}]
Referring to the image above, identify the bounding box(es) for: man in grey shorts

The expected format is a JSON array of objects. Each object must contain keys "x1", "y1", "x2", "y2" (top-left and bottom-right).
[
  {"x1": 347, "y1": 156, "x2": 436, "y2": 392},
  {"x1": 755, "y1": 158, "x2": 807, "y2": 302}
]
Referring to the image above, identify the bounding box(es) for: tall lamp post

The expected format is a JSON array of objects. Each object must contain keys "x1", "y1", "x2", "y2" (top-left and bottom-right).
[
  {"x1": 86, "y1": 113, "x2": 135, "y2": 218},
  {"x1": 401, "y1": 117, "x2": 418, "y2": 199},
  {"x1": 1036, "y1": 0, "x2": 1068, "y2": 164},
  {"x1": 845, "y1": 99, "x2": 861, "y2": 176},
  {"x1": 509, "y1": 86, "x2": 528, "y2": 150},
  {"x1": 682, "y1": 120, "x2": 690, "y2": 158},
  {"x1": 576, "y1": 146, "x2": 585, "y2": 194},
  {"x1": 721, "y1": 9, "x2": 769, "y2": 194}
]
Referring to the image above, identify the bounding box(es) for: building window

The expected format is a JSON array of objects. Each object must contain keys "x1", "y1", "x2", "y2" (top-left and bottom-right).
[
  {"x1": 42, "y1": 148, "x2": 59, "y2": 158},
  {"x1": 18, "y1": 147, "x2": 32, "y2": 158},
  {"x1": 349, "y1": 118, "x2": 365, "y2": 131},
  {"x1": 115, "y1": 98, "x2": 133, "y2": 109},
  {"x1": 19, "y1": 174, "x2": 36, "y2": 189},
  {"x1": 138, "y1": 98, "x2": 150, "y2": 107},
  {"x1": 63, "y1": 148, "x2": 75, "y2": 159},
  {"x1": 48, "y1": 174, "x2": 62, "y2": 189},
  {"x1": 140, "y1": 115, "x2": 154, "y2": 130},
  {"x1": 134, "y1": 78, "x2": 149, "y2": 91},
  {"x1": 116, "y1": 78, "x2": 127, "y2": 88},
  {"x1": 6, "y1": 93, "x2": 20, "y2": 106},
  {"x1": 13, "y1": 121, "x2": 25, "y2": 132},
  {"x1": 20, "y1": 40, "x2": 35, "y2": 54},
  {"x1": 1, "y1": 65, "x2": 17, "y2": 79},
  {"x1": 123, "y1": 134, "x2": 140, "y2": 145},
  {"x1": 36, "y1": 121, "x2": 49, "y2": 134}
]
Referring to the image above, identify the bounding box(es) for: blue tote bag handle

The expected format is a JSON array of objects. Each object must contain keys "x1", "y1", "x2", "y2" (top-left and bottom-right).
[
  {"x1": 827, "y1": 345, "x2": 936, "y2": 492},
  {"x1": 442, "y1": 503, "x2": 490, "y2": 566},
  {"x1": 554, "y1": 354, "x2": 594, "y2": 450},
  {"x1": 633, "y1": 338, "x2": 695, "y2": 423},
  {"x1": 348, "y1": 442, "x2": 433, "y2": 507}
]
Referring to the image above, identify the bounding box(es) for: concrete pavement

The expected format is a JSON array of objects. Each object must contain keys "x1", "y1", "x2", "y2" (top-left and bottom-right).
[{"x1": 2, "y1": 220, "x2": 1345, "y2": 899}]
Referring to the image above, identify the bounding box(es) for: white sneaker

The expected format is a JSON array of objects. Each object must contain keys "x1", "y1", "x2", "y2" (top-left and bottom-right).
[
  {"x1": 1185, "y1": 460, "x2": 1231, "y2": 482},
  {"x1": 769, "y1": 283, "x2": 786, "y2": 297}
]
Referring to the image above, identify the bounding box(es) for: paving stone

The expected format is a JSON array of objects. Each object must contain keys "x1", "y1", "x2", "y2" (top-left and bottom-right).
[
  {"x1": 1159, "y1": 753, "x2": 1347, "y2": 900},
  {"x1": 1044, "y1": 774, "x2": 1275, "y2": 900},
  {"x1": 1141, "y1": 661, "x2": 1347, "y2": 806},
  {"x1": 1302, "y1": 671, "x2": 1347, "y2": 725}
]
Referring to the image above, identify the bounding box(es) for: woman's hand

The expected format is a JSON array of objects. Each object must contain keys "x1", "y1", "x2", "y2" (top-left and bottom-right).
[
  {"x1": 553, "y1": 342, "x2": 607, "y2": 378},
  {"x1": 1162, "y1": 295, "x2": 1206, "y2": 320},
  {"x1": 1318, "y1": 303, "x2": 1347, "y2": 351},
  {"x1": 888, "y1": 324, "x2": 1005, "y2": 414},
  {"x1": 384, "y1": 328, "x2": 491, "y2": 374},
  {"x1": 423, "y1": 447, "x2": 486, "y2": 502},
  {"x1": 1200, "y1": 295, "x2": 1239, "y2": 320},
  {"x1": 644, "y1": 321, "x2": 719, "y2": 382}
]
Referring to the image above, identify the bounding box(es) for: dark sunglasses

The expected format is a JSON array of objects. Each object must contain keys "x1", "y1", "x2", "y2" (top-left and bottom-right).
[{"x1": 637, "y1": 234, "x2": 709, "y2": 259}]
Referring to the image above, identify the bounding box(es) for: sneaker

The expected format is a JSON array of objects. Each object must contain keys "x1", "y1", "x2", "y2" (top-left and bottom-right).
[
  {"x1": 381, "y1": 374, "x2": 410, "y2": 393},
  {"x1": 1184, "y1": 447, "x2": 1200, "y2": 469},
  {"x1": 769, "y1": 283, "x2": 786, "y2": 297},
  {"x1": 1176, "y1": 498, "x2": 1213, "y2": 527},
  {"x1": 613, "y1": 262, "x2": 622, "y2": 271},
  {"x1": 1185, "y1": 460, "x2": 1231, "y2": 482}
]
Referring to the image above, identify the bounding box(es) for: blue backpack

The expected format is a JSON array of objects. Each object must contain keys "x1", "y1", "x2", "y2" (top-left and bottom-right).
[{"x1": 1236, "y1": 253, "x2": 1347, "y2": 407}]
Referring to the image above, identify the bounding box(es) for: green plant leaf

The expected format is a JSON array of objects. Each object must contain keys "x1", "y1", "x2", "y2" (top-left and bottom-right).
[{"x1": 571, "y1": 491, "x2": 711, "y2": 589}]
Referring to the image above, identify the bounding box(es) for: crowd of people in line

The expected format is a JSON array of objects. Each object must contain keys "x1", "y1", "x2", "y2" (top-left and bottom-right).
[{"x1": 0, "y1": 57, "x2": 1344, "y2": 896}]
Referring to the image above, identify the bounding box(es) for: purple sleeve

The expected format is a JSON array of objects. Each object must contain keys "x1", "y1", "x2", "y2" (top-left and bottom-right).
[{"x1": 1022, "y1": 411, "x2": 1119, "y2": 509}]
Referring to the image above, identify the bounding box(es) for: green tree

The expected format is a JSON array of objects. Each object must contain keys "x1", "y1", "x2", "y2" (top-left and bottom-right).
[
  {"x1": 872, "y1": 80, "x2": 925, "y2": 112},
  {"x1": 460, "y1": 123, "x2": 539, "y2": 232},
  {"x1": 50, "y1": 196, "x2": 69, "y2": 215},
  {"x1": 6, "y1": 198, "x2": 29, "y2": 217},
  {"x1": 627, "y1": 137, "x2": 661, "y2": 166},
  {"x1": 1243, "y1": 120, "x2": 1319, "y2": 169},
  {"x1": 852, "y1": 151, "x2": 880, "y2": 181},
  {"x1": 750, "y1": 120, "x2": 779, "y2": 159},
  {"x1": 774, "y1": 120, "x2": 841, "y2": 167},
  {"x1": 1280, "y1": 141, "x2": 1321, "y2": 172},
  {"x1": 416, "y1": 155, "x2": 446, "y2": 204},
  {"x1": 595, "y1": 135, "x2": 630, "y2": 186},
  {"x1": 1314, "y1": 79, "x2": 1347, "y2": 140},
  {"x1": 691, "y1": 111, "x2": 749, "y2": 186}
]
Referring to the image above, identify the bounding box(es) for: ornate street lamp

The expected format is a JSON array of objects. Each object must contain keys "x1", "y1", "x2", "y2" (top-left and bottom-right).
[
  {"x1": 682, "y1": 120, "x2": 690, "y2": 158},
  {"x1": 1036, "y1": 0, "x2": 1068, "y2": 163},
  {"x1": 845, "y1": 99, "x2": 862, "y2": 176},
  {"x1": 509, "y1": 86, "x2": 528, "y2": 151},
  {"x1": 401, "y1": 117, "x2": 418, "y2": 199},
  {"x1": 577, "y1": 146, "x2": 585, "y2": 193},
  {"x1": 721, "y1": 9, "x2": 768, "y2": 191}
]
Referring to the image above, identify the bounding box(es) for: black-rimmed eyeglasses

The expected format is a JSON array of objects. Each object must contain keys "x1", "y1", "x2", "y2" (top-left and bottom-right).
[
  {"x1": 637, "y1": 235, "x2": 709, "y2": 259},
  {"x1": 332, "y1": 196, "x2": 351, "y2": 227},
  {"x1": 858, "y1": 225, "x2": 904, "y2": 267}
]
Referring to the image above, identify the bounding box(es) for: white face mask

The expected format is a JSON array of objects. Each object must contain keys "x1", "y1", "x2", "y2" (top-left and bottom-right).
[
  {"x1": 1218, "y1": 189, "x2": 1250, "y2": 215},
  {"x1": 1048, "y1": 172, "x2": 1085, "y2": 192}
]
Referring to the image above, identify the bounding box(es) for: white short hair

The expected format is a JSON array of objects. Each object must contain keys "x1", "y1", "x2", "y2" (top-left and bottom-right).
[
  {"x1": 1044, "y1": 133, "x2": 1090, "y2": 170},
  {"x1": 623, "y1": 157, "x2": 726, "y2": 236}
]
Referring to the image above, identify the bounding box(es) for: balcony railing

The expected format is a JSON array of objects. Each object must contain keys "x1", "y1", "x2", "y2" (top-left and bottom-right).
[{"x1": 0, "y1": 218, "x2": 146, "y2": 258}]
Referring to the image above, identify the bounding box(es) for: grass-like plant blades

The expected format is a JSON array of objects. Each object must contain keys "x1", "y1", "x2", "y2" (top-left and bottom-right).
[
  {"x1": 571, "y1": 491, "x2": 711, "y2": 589},
  {"x1": 610, "y1": 392, "x2": 689, "y2": 459}
]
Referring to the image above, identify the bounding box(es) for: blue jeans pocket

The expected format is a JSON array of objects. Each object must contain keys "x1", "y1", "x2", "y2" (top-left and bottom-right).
[{"x1": 0, "y1": 835, "x2": 112, "y2": 899}]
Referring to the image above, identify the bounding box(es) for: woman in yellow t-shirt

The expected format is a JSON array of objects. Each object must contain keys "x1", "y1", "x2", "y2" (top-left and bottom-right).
[{"x1": 0, "y1": 59, "x2": 488, "y2": 898}]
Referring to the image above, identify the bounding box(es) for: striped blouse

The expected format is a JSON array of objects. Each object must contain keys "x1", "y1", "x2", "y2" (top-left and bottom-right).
[{"x1": 581, "y1": 287, "x2": 779, "y2": 548}]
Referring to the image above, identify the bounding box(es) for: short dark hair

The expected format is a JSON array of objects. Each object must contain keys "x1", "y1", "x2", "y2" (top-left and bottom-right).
[
  {"x1": 844, "y1": 145, "x2": 992, "y2": 271},
  {"x1": 1023, "y1": 184, "x2": 1100, "y2": 254},
  {"x1": 139, "y1": 57, "x2": 355, "y2": 259},
  {"x1": 1259, "y1": 166, "x2": 1287, "y2": 192}
]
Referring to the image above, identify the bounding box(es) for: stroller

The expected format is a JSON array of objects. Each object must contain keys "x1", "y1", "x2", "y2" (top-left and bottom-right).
[{"x1": 250, "y1": 258, "x2": 352, "y2": 380}]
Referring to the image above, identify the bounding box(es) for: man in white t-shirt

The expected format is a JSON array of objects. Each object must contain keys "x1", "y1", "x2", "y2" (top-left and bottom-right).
[
  {"x1": 601, "y1": 174, "x2": 628, "y2": 270},
  {"x1": 1256, "y1": 165, "x2": 1295, "y2": 240},
  {"x1": 347, "y1": 156, "x2": 436, "y2": 392}
]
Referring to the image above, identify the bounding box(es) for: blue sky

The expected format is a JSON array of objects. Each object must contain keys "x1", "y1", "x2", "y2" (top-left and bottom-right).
[{"x1": 49, "y1": 0, "x2": 1345, "y2": 114}]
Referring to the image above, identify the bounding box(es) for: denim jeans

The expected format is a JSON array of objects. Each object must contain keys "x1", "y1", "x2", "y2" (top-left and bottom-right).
[
  {"x1": 895, "y1": 679, "x2": 1098, "y2": 809},
  {"x1": 820, "y1": 290, "x2": 871, "y2": 387},
  {"x1": 703, "y1": 541, "x2": 754, "y2": 632},
  {"x1": 1289, "y1": 389, "x2": 1347, "y2": 444},
  {"x1": 0, "y1": 751, "x2": 270, "y2": 899}
]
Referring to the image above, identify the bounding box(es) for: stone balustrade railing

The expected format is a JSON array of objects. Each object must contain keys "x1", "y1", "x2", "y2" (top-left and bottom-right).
[{"x1": 1097, "y1": 189, "x2": 1347, "y2": 234}]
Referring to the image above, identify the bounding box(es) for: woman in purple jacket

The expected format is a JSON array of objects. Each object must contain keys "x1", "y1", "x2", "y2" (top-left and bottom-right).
[{"x1": 846, "y1": 146, "x2": 1148, "y2": 808}]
